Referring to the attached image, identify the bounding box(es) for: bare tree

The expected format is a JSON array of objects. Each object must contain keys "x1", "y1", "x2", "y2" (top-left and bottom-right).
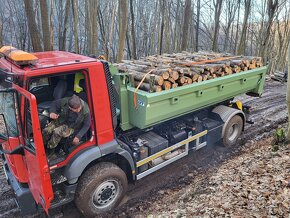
[
  {"x1": 258, "y1": 0, "x2": 279, "y2": 60},
  {"x1": 237, "y1": 0, "x2": 251, "y2": 55},
  {"x1": 181, "y1": 0, "x2": 192, "y2": 51},
  {"x1": 129, "y1": 0, "x2": 137, "y2": 59},
  {"x1": 71, "y1": 0, "x2": 80, "y2": 53},
  {"x1": 40, "y1": 0, "x2": 52, "y2": 51},
  {"x1": 87, "y1": 0, "x2": 98, "y2": 55},
  {"x1": 107, "y1": 1, "x2": 117, "y2": 61},
  {"x1": 117, "y1": 0, "x2": 128, "y2": 63},
  {"x1": 222, "y1": 0, "x2": 238, "y2": 52},
  {"x1": 287, "y1": 44, "x2": 290, "y2": 140},
  {"x1": 117, "y1": 0, "x2": 128, "y2": 62},
  {"x1": 212, "y1": 0, "x2": 223, "y2": 51},
  {"x1": 195, "y1": 0, "x2": 201, "y2": 51},
  {"x1": 59, "y1": 0, "x2": 71, "y2": 51},
  {"x1": 23, "y1": 0, "x2": 43, "y2": 51},
  {"x1": 158, "y1": 0, "x2": 165, "y2": 55},
  {"x1": 50, "y1": 0, "x2": 55, "y2": 49}
]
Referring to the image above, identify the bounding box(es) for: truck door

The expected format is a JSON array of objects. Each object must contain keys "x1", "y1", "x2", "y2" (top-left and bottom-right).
[{"x1": 0, "y1": 84, "x2": 53, "y2": 213}]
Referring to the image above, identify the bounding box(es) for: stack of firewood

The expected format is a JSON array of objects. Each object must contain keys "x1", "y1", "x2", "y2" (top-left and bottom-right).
[{"x1": 114, "y1": 51, "x2": 264, "y2": 93}]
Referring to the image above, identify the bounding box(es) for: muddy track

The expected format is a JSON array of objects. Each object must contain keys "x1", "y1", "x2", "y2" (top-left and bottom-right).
[{"x1": 0, "y1": 81, "x2": 287, "y2": 218}]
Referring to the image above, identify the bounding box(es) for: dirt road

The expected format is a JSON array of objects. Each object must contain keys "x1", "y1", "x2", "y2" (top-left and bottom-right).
[{"x1": 0, "y1": 80, "x2": 287, "y2": 218}]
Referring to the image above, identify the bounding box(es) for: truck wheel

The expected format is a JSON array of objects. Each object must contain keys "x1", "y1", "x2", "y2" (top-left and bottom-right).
[
  {"x1": 223, "y1": 115, "x2": 243, "y2": 147},
  {"x1": 75, "y1": 162, "x2": 128, "y2": 217}
]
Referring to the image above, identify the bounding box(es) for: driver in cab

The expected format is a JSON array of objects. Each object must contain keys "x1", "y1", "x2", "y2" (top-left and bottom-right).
[{"x1": 42, "y1": 94, "x2": 90, "y2": 153}]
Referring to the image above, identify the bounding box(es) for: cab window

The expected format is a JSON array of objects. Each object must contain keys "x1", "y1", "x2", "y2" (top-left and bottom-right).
[
  {"x1": 0, "y1": 91, "x2": 18, "y2": 137},
  {"x1": 29, "y1": 78, "x2": 49, "y2": 90}
]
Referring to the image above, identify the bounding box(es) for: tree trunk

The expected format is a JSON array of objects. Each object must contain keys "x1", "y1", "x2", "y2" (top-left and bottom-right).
[
  {"x1": 50, "y1": 0, "x2": 55, "y2": 49},
  {"x1": 107, "y1": 1, "x2": 117, "y2": 62},
  {"x1": 129, "y1": 0, "x2": 137, "y2": 59},
  {"x1": 195, "y1": 0, "x2": 201, "y2": 51},
  {"x1": 39, "y1": 0, "x2": 52, "y2": 51},
  {"x1": 223, "y1": 0, "x2": 237, "y2": 52},
  {"x1": 59, "y1": 0, "x2": 70, "y2": 51},
  {"x1": 0, "y1": 21, "x2": 3, "y2": 47},
  {"x1": 87, "y1": 0, "x2": 98, "y2": 55},
  {"x1": 237, "y1": 0, "x2": 251, "y2": 55},
  {"x1": 173, "y1": 0, "x2": 180, "y2": 52},
  {"x1": 234, "y1": 0, "x2": 241, "y2": 54},
  {"x1": 71, "y1": 0, "x2": 80, "y2": 53},
  {"x1": 212, "y1": 0, "x2": 223, "y2": 52},
  {"x1": 158, "y1": 0, "x2": 165, "y2": 55},
  {"x1": 126, "y1": 31, "x2": 131, "y2": 59},
  {"x1": 23, "y1": 0, "x2": 43, "y2": 51},
  {"x1": 164, "y1": 2, "x2": 171, "y2": 53},
  {"x1": 286, "y1": 44, "x2": 290, "y2": 140},
  {"x1": 117, "y1": 0, "x2": 128, "y2": 63},
  {"x1": 258, "y1": 0, "x2": 279, "y2": 60},
  {"x1": 181, "y1": 0, "x2": 192, "y2": 51}
]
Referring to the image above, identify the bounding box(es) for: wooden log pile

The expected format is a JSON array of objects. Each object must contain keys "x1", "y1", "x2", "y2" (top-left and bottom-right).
[{"x1": 114, "y1": 51, "x2": 264, "y2": 93}]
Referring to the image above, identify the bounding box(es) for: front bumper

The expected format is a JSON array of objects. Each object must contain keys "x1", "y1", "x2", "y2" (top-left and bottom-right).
[{"x1": 1, "y1": 154, "x2": 38, "y2": 215}]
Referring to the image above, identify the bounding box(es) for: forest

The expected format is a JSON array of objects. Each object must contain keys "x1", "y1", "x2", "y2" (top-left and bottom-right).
[{"x1": 0, "y1": 0, "x2": 289, "y2": 74}]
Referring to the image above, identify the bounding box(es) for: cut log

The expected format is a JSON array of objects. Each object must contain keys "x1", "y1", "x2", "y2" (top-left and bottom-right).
[
  {"x1": 173, "y1": 67, "x2": 184, "y2": 74},
  {"x1": 116, "y1": 64, "x2": 148, "y2": 72},
  {"x1": 249, "y1": 63, "x2": 256, "y2": 70},
  {"x1": 202, "y1": 74, "x2": 209, "y2": 81},
  {"x1": 184, "y1": 76, "x2": 193, "y2": 84},
  {"x1": 224, "y1": 67, "x2": 233, "y2": 75},
  {"x1": 190, "y1": 67, "x2": 204, "y2": 74},
  {"x1": 202, "y1": 75, "x2": 208, "y2": 81},
  {"x1": 216, "y1": 71, "x2": 225, "y2": 77},
  {"x1": 232, "y1": 66, "x2": 241, "y2": 73},
  {"x1": 169, "y1": 70, "x2": 179, "y2": 80},
  {"x1": 197, "y1": 75, "x2": 203, "y2": 82},
  {"x1": 152, "y1": 69, "x2": 170, "y2": 80},
  {"x1": 132, "y1": 71, "x2": 164, "y2": 86},
  {"x1": 177, "y1": 77, "x2": 186, "y2": 85},
  {"x1": 162, "y1": 81, "x2": 172, "y2": 90},
  {"x1": 168, "y1": 77, "x2": 176, "y2": 84},
  {"x1": 120, "y1": 52, "x2": 263, "y2": 92},
  {"x1": 194, "y1": 65, "x2": 216, "y2": 74},
  {"x1": 133, "y1": 60, "x2": 155, "y2": 67},
  {"x1": 172, "y1": 83, "x2": 178, "y2": 88},
  {"x1": 134, "y1": 81, "x2": 162, "y2": 92},
  {"x1": 183, "y1": 70, "x2": 198, "y2": 78},
  {"x1": 192, "y1": 73, "x2": 200, "y2": 82}
]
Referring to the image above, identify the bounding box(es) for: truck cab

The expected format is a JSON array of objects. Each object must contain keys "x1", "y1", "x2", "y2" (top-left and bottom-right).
[{"x1": 0, "y1": 47, "x2": 131, "y2": 216}]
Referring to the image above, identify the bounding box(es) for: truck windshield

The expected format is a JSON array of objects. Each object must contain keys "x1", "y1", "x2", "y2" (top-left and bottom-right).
[{"x1": 0, "y1": 92, "x2": 18, "y2": 137}]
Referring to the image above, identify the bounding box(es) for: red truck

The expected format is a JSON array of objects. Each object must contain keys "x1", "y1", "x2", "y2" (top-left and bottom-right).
[{"x1": 0, "y1": 47, "x2": 267, "y2": 217}]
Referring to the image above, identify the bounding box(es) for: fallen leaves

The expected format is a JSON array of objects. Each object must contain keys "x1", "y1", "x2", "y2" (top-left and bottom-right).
[{"x1": 140, "y1": 138, "x2": 290, "y2": 217}]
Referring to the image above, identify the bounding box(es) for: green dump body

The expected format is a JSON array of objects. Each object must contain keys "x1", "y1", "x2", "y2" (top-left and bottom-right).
[{"x1": 113, "y1": 66, "x2": 267, "y2": 131}]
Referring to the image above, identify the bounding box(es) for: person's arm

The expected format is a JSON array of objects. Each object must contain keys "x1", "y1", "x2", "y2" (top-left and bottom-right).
[
  {"x1": 49, "y1": 99, "x2": 62, "y2": 119},
  {"x1": 75, "y1": 113, "x2": 91, "y2": 140},
  {"x1": 50, "y1": 99, "x2": 62, "y2": 113}
]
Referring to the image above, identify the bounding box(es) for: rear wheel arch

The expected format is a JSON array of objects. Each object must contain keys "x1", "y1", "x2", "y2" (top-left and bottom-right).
[
  {"x1": 212, "y1": 105, "x2": 245, "y2": 147},
  {"x1": 212, "y1": 105, "x2": 246, "y2": 136}
]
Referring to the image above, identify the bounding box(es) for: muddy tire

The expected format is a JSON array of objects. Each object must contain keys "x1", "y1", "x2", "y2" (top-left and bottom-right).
[
  {"x1": 223, "y1": 115, "x2": 243, "y2": 147},
  {"x1": 75, "y1": 162, "x2": 128, "y2": 217}
]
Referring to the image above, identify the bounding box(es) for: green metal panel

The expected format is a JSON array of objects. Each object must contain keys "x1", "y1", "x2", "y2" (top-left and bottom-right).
[{"x1": 116, "y1": 66, "x2": 267, "y2": 131}]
